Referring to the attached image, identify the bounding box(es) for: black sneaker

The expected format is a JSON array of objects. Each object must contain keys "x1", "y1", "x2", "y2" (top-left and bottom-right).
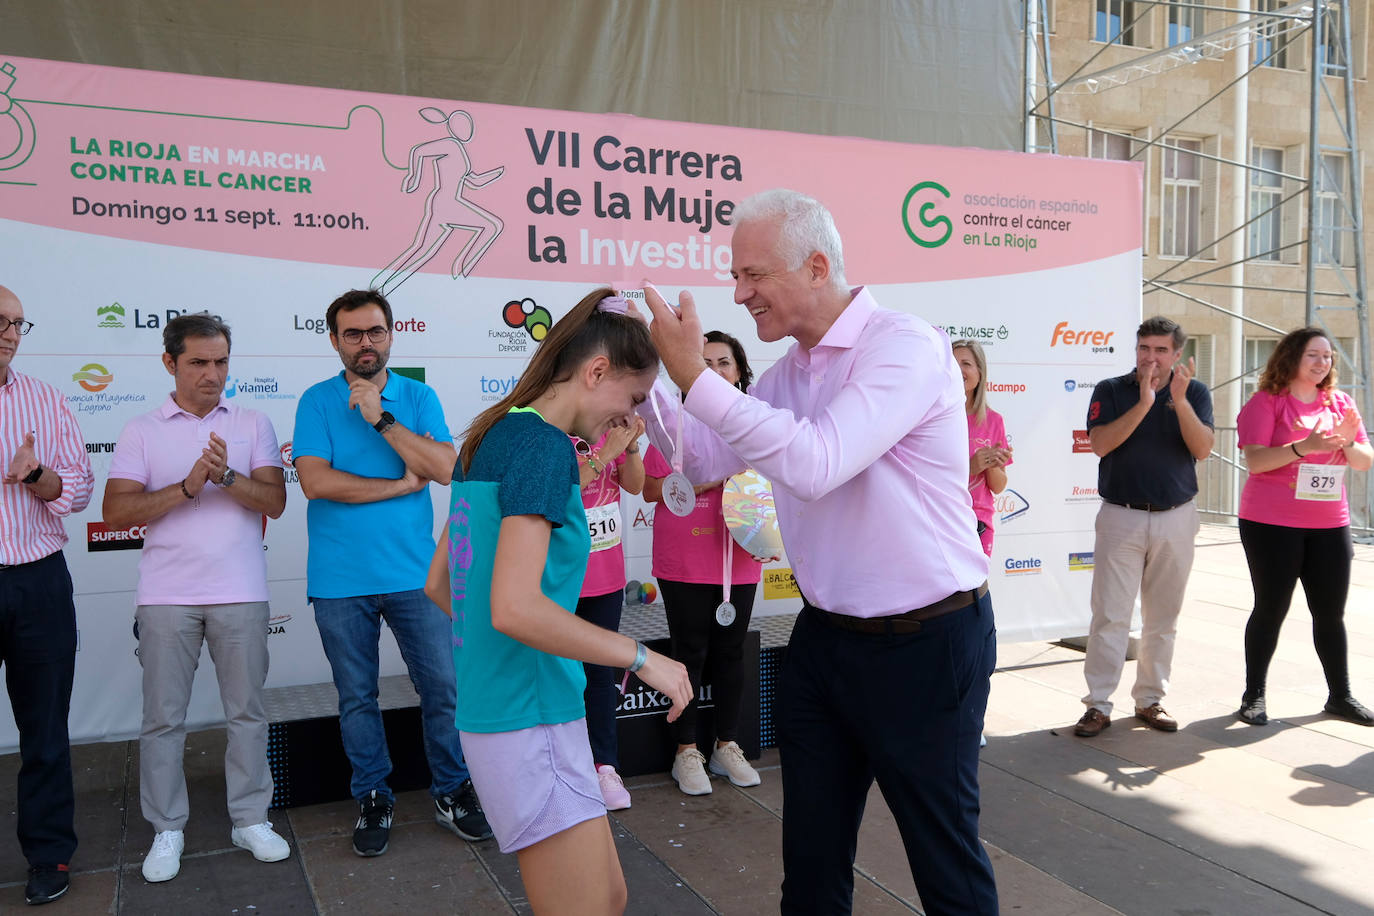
[
  {"x1": 1324, "y1": 695, "x2": 1374, "y2": 726},
  {"x1": 435, "y1": 779, "x2": 493, "y2": 841},
  {"x1": 25, "y1": 864, "x2": 69, "y2": 905},
  {"x1": 352, "y1": 790, "x2": 393, "y2": 857}
]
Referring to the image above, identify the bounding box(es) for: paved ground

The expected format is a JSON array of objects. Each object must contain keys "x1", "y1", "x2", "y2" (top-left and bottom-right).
[{"x1": 1, "y1": 524, "x2": 1371, "y2": 914}]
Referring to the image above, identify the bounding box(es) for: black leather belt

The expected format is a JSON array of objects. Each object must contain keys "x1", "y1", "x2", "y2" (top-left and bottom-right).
[
  {"x1": 808, "y1": 582, "x2": 988, "y2": 635},
  {"x1": 1104, "y1": 499, "x2": 1184, "y2": 512}
]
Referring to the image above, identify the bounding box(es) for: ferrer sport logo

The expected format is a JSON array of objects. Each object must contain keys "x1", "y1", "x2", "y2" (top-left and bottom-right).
[
  {"x1": 1051, "y1": 321, "x2": 1115, "y2": 354},
  {"x1": 88, "y1": 521, "x2": 144, "y2": 551}
]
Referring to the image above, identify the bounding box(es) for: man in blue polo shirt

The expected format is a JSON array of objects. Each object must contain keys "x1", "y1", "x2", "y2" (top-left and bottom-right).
[
  {"x1": 293, "y1": 289, "x2": 490, "y2": 856},
  {"x1": 1074, "y1": 316, "x2": 1214, "y2": 739}
]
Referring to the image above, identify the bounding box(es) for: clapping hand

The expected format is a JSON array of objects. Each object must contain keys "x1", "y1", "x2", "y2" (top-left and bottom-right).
[{"x1": 3, "y1": 431, "x2": 38, "y2": 484}]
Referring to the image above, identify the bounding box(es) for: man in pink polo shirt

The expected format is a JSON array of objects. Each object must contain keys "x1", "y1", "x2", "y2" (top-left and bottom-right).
[{"x1": 103, "y1": 313, "x2": 289, "y2": 885}]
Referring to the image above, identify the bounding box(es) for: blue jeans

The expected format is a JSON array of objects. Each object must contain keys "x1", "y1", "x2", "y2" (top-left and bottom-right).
[{"x1": 312, "y1": 589, "x2": 469, "y2": 802}]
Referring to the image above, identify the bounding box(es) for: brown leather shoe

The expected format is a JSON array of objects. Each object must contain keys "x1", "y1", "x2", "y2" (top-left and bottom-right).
[
  {"x1": 1073, "y1": 708, "x2": 1111, "y2": 737},
  {"x1": 1135, "y1": 703, "x2": 1179, "y2": 732}
]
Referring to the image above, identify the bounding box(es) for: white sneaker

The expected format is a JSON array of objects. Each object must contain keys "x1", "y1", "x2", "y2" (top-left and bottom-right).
[
  {"x1": 142, "y1": 829, "x2": 184, "y2": 883},
  {"x1": 230, "y1": 821, "x2": 291, "y2": 862},
  {"x1": 596, "y1": 765, "x2": 632, "y2": 811},
  {"x1": 672, "y1": 748, "x2": 713, "y2": 796},
  {"x1": 708, "y1": 741, "x2": 761, "y2": 787}
]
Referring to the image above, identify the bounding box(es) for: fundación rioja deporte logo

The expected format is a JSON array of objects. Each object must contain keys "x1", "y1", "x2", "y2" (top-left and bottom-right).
[{"x1": 902, "y1": 180, "x2": 953, "y2": 249}]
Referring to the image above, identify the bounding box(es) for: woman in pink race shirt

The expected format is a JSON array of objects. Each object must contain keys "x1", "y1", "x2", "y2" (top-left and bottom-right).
[
  {"x1": 643, "y1": 331, "x2": 765, "y2": 797},
  {"x1": 1235, "y1": 327, "x2": 1374, "y2": 727},
  {"x1": 572, "y1": 416, "x2": 646, "y2": 810},
  {"x1": 953, "y1": 340, "x2": 1012, "y2": 557}
]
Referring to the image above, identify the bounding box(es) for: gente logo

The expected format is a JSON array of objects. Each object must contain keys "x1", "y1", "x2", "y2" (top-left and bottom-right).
[{"x1": 902, "y1": 181, "x2": 953, "y2": 249}]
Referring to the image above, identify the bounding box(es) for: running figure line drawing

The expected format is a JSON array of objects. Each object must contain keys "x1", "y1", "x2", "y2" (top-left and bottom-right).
[{"x1": 372, "y1": 108, "x2": 505, "y2": 294}]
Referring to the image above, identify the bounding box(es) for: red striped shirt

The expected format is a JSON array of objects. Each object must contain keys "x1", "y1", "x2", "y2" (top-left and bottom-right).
[{"x1": 0, "y1": 369, "x2": 94, "y2": 564}]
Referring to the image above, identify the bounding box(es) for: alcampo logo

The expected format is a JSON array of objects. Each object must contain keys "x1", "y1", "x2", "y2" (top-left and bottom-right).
[
  {"x1": 97, "y1": 302, "x2": 126, "y2": 328},
  {"x1": 902, "y1": 181, "x2": 952, "y2": 249},
  {"x1": 72, "y1": 363, "x2": 113, "y2": 392},
  {"x1": 503, "y1": 297, "x2": 553, "y2": 342}
]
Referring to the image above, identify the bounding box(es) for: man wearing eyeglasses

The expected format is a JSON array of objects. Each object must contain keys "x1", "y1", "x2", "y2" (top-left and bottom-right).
[
  {"x1": 0, "y1": 284, "x2": 94, "y2": 905},
  {"x1": 292, "y1": 289, "x2": 490, "y2": 858}
]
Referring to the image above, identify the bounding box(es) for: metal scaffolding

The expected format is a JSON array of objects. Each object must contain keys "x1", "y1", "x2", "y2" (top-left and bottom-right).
[{"x1": 1024, "y1": 0, "x2": 1374, "y2": 531}]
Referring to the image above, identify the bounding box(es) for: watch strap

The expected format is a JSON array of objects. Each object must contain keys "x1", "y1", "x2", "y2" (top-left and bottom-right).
[
  {"x1": 21, "y1": 465, "x2": 42, "y2": 485},
  {"x1": 373, "y1": 410, "x2": 396, "y2": 434}
]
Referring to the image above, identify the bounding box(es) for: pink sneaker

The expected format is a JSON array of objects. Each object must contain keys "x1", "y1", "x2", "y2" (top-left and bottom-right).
[{"x1": 596, "y1": 765, "x2": 631, "y2": 810}]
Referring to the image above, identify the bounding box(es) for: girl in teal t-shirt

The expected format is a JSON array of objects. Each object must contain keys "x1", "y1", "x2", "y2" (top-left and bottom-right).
[{"x1": 425, "y1": 287, "x2": 690, "y2": 915}]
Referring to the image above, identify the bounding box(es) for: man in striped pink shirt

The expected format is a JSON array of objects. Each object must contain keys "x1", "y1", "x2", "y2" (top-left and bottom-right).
[{"x1": 0, "y1": 284, "x2": 94, "y2": 906}]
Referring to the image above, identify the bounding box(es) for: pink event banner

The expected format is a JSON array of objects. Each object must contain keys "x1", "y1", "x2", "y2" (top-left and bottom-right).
[{"x1": 0, "y1": 56, "x2": 1141, "y2": 286}]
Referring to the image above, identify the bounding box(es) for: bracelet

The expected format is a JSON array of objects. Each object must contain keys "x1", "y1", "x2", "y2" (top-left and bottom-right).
[
  {"x1": 628, "y1": 641, "x2": 648, "y2": 673},
  {"x1": 180, "y1": 479, "x2": 195, "y2": 499},
  {"x1": 586, "y1": 454, "x2": 603, "y2": 475},
  {"x1": 626, "y1": 444, "x2": 639, "y2": 454},
  {"x1": 1291, "y1": 443, "x2": 1306, "y2": 458}
]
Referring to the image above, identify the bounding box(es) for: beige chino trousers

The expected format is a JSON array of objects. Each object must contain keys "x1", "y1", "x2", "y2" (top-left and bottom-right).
[{"x1": 1082, "y1": 500, "x2": 1199, "y2": 715}]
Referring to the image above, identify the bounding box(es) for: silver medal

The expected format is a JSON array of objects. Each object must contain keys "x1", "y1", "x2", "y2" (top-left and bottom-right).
[
  {"x1": 715, "y1": 601, "x2": 737, "y2": 626},
  {"x1": 662, "y1": 470, "x2": 695, "y2": 517}
]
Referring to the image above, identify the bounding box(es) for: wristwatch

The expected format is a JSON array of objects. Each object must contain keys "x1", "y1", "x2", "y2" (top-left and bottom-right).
[
  {"x1": 22, "y1": 465, "x2": 42, "y2": 485},
  {"x1": 373, "y1": 410, "x2": 396, "y2": 435},
  {"x1": 218, "y1": 468, "x2": 237, "y2": 488}
]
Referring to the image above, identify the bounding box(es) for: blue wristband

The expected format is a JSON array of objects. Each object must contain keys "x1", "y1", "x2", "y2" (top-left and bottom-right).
[{"x1": 628, "y1": 641, "x2": 648, "y2": 673}]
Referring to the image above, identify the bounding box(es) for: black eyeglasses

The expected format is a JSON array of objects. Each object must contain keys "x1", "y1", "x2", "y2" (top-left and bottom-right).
[
  {"x1": 0, "y1": 317, "x2": 34, "y2": 336},
  {"x1": 339, "y1": 325, "x2": 389, "y2": 345}
]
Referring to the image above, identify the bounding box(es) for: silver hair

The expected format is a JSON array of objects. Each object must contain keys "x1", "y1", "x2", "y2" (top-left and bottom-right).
[{"x1": 732, "y1": 189, "x2": 846, "y2": 289}]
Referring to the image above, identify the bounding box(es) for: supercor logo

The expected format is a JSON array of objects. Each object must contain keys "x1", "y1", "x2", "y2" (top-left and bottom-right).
[
  {"x1": 1072, "y1": 430, "x2": 1093, "y2": 453},
  {"x1": 1004, "y1": 556, "x2": 1042, "y2": 575},
  {"x1": 1051, "y1": 321, "x2": 1115, "y2": 353},
  {"x1": 88, "y1": 521, "x2": 145, "y2": 551}
]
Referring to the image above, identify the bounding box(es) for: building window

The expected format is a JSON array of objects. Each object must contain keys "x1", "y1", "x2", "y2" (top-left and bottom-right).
[
  {"x1": 1095, "y1": 1, "x2": 1146, "y2": 46},
  {"x1": 1315, "y1": 154, "x2": 1347, "y2": 266},
  {"x1": 1088, "y1": 127, "x2": 1138, "y2": 161},
  {"x1": 1254, "y1": 0, "x2": 1293, "y2": 69},
  {"x1": 1182, "y1": 335, "x2": 1214, "y2": 387},
  {"x1": 1243, "y1": 337, "x2": 1279, "y2": 402},
  {"x1": 1168, "y1": 1, "x2": 1202, "y2": 46},
  {"x1": 1318, "y1": 2, "x2": 1347, "y2": 75},
  {"x1": 1248, "y1": 146, "x2": 1284, "y2": 262},
  {"x1": 1161, "y1": 137, "x2": 1203, "y2": 258}
]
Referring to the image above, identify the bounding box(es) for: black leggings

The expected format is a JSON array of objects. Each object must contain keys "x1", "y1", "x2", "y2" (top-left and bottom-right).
[
  {"x1": 659, "y1": 579, "x2": 757, "y2": 746},
  {"x1": 1238, "y1": 519, "x2": 1354, "y2": 700}
]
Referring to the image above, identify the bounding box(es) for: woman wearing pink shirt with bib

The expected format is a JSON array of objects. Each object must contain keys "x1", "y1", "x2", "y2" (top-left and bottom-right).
[
  {"x1": 573, "y1": 418, "x2": 646, "y2": 810},
  {"x1": 953, "y1": 340, "x2": 1012, "y2": 556},
  {"x1": 1236, "y1": 327, "x2": 1374, "y2": 726},
  {"x1": 643, "y1": 331, "x2": 764, "y2": 796}
]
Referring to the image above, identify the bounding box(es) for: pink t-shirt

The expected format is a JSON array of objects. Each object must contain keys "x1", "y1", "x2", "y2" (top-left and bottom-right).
[
  {"x1": 644, "y1": 445, "x2": 763, "y2": 586},
  {"x1": 108, "y1": 396, "x2": 282, "y2": 606},
  {"x1": 1237, "y1": 388, "x2": 1368, "y2": 528},
  {"x1": 967, "y1": 407, "x2": 1012, "y2": 531},
  {"x1": 575, "y1": 432, "x2": 630, "y2": 598}
]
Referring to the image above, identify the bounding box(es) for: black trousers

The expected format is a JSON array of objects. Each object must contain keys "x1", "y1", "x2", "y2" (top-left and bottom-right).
[
  {"x1": 1238, "y1": 519, "x2": 1354, "y2": 700},
  {"x1": 779, "y1": 592, "x2": 998, "y2": 916},
  {"x1": 659, "y1": 579, "x2": 757, "y2": 746},
  {"x1": 0, "y1": 550, "x2": 78, "y2": 866},
  {"x1": 575, "y1": 589, "x2": 625, "y2": 769}
]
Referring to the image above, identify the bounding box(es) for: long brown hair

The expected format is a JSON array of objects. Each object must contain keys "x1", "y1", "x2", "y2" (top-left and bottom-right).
[
  {"x1": 458, "y1": 287, "x2": 657, "y2": 472},
  {"x1": 1258, "y1": 326, "x2": 1337, "y2": 395}
]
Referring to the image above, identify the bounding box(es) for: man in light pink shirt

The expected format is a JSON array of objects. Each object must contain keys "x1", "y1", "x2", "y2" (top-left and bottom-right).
[
  {"x1": 104, "y1": 313, "x2": 289, "y2": 885},
  {"x1": 641, "y1": 190, "x2": 997, "y2": 915}
]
